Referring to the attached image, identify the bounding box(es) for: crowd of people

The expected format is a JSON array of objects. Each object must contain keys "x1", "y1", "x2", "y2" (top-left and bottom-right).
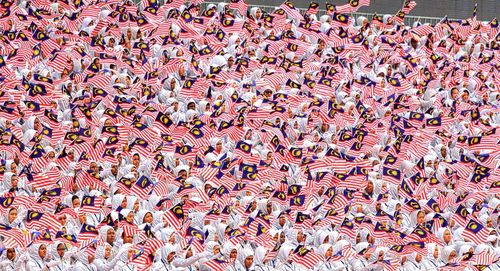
[{"x1": 0, "y1": 0, "x2": 498, "y2": 270}]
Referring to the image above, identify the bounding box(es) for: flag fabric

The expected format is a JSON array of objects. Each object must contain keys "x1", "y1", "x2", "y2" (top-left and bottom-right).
[
  {"x1": 335, "y1": 0, "x2": 371, "y2": 14},
  {"x1": 462, "y1": 219, "x2": 490, "y2": 245},
  {"x1": 0, "y1": 0, "x2": 497, "y2": 269}
]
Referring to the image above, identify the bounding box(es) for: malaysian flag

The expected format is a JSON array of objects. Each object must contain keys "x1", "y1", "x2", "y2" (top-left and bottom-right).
[
  {"x1": 229, "y1": 0, "x2": 248, "y2": 17},
  {"x1": 130, "y1": 176, "x2": 154, "y2": 200},
  {"x1": 79, "y1": 223, "x2": 99, "y2": 240},
  {"x1": 26, "y1": 210, "x2": 60, "y2": 231},
  {"x1": 462, "y1": 219, "x2": 490, "y2": 245},
  {"x1": 401, "y1": 1, "x2": 417, "y2": 14},
  {"x1": 335, "y1": 0, "x2": 371, "y2": 13},
  {"x1": 280, "y1": 1, "x2": 303, "y2": 21},
  {"x1": 80, "y1": 196, "x2": 103, "y2": 214},
  {"x1": 163, "y1": 203, "x2": 184, "y2": 230},
  {"x1": 291, "y1": 245, "x2": 324, "y2": 269},
  {"x1": 305, "y1": 2, "x2": 319, "y2": 15}
]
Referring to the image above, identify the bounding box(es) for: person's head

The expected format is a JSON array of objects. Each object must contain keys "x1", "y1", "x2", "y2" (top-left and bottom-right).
[
  {"x1": 317, "y1": 186, "x2": 325, "y2": 197},
  {"x1": 266, "y1": 201, "x2": 273, "y2": 213},
  {"x1": 213, "y1": 245, "x2": 220, "y2": 255},
  {"x1": 111, "y1": 164, "x2": 118, "y2": 176},
  {"x1": 57, "y1": 243, "x2": 66, "y2": 257},
  {"x1": 266, "y1": 151, "x2": 273, "y2": 161},
  {"x1": 462, "y1": 90, "x2": 469, "y2": 102},
  {"x1": 123, "y1": 233, "x2": 133, "y2": 243},
  {"x1": 443, "y1": 229, "x2": 452, "y2": 244},
  {"x1": 415, "y1": 253, "x2": 422, "y2": 262},
  {"x1": 89, "y1": 162, "x2": 98, "y2": 173},
  {"x1": 486, "y1": 217, "x2": 493, "y2": 228},
  {"x1": 104, "y1": 245, "x2": 112, "y2": 259},
  {"x1": 297, "y1": 230, "x2": 305, "y2": 243},
  {"x1": 230, "y1": 249, "x2": 237, "y2": 260},
  {"x1": 186, "y1": 248, "x2": 193, "y2": 258},
  {"x1": 8, "y1": 208, "x2": 17, "y2": 223},
  {"x1": 417, "y1": 210, "x2": 425, "y2": 225},
  {"x1": 143, "y1": 212, "x2": 153, "y2": 223},
  {"x1": 278, "y1": 213, "x2": 287, "y2": 226},
  {"x1": 448, "y1": 249, "x2": 456, "y2": 260},
  {"x1": 178, "y1": 169, "x2": 187, "y2": 180},
  {"x1": 78, "y1": 212, "x2": 87, "y2": 224},
  {"x1": 68, "y1": 150, "x2": 75, "y2": 161},
  {"x1": 132, "y1": 153, "x2": 140, "y2": 167},
  {"x1": 245, "y1": 129, "x2": 253, "y2": 140},
  {"x1": 377, "y1": 250, "x2": 385, "y2": 261},
  {"x1": 255, "y1": 8, "x2": 262, "y2": 19},
  {"x1": 272, "y1": 231, "x2": 279, "y2": 242},
  {"x1": 279, "y1": 231, "x2": 286, "y2": 244},
  {"x1": 156, "y1": 247, "x2": 171, "y2": 262},
  {"x1": 72, "y1": 195, "x2": 80, "y2": 208},
  {"x1": 250, "y1": 200, "x2": 257, "y2": 211},
  {"x1": 227, "y1": 56, "x2": 235, "y2": 67},
  {"x1": 411, "y1": 38, "x2": 418, "y2": 49},
  {"x1": 57, "y1": 215, "x2": 67, "y2": 226},
  {"x1": 34, "y1": 118, "x2": 41, "y2": 130},
  {"x1": 450, "y1": 88, "x2": 459, "y2": 99},
  {"x1": 215, "y1": 140, "x2": 223, "y2": 152},
  {"x1": 126, "y1": 211, "x2": 135, "y2": 223},
  {"x1": 5, "y1": 119, "x2": 12, "y2": 128},
  {"x1": 121, "y1": 197, "x2": 128, "y2": 209},
  {"x1": 440, "y1": 146, "x2": 447, "y2": 158},
  {"x1": 244, "y1": 255, "x2": 254, "y2": 268},
  {"x1": 367, "y1": 234, "x2": 375, "y2": 244},
  {"x1": 9, "y1": 162, "x2": 17, "y2": 174},
  {"x1": 325, "y1": 246, "x2": 333, "y2": 258},
  {"x1": 106, "y1": 228, "x2": 115, "y2": 243},
  {"x1": 39, "y1": 244, "x2": 47, "y2": 259},
  {"x1": 365, "y1": 181, "x2": 374, "y2": 194},
  {"x1": 133, "y1": 199, "x2": 140, "y2": 212},
  {"x1": 6, "y1": 248, "x2": 16, "y2": 261},
  {"x1": 204, "y1": 183, "x2": 213, "y2": 193},
  {"x1": 10, "y1": 175, "x2": 18, "y2": 189}
]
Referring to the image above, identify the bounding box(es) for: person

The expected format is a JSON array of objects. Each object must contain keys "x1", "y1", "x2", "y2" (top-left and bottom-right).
[
  {"x1": 402, "y1": 253, "x2": 424, "y2": 271},
  {"x1": 152, "y1": 244, "x2": 210, "y2": 271},
  {"x1": 238, "y1": 247, "x2": 255, "y2": 271},
  {"x1": 48, "y1": 242, "x2": 73, "y2": 271},
  {"x1": 421, "y1": 243, "x2": 440, "y2": 270},
  {"x1": 0, "y1": 248, "x2": 23, "y2": 271},
  {"x1": 94, "y1": 244, "x2": 124, "y2": 271},
  {"x1": 315, "y1": 244, "x2": 340, "y2": 271},
  {"x1": 113, "y1": 245, "x2": 136, "y2": 271},
  {"x1": 276, "y1": 244, "x2": 305, "y2": 271},
  {"x1": 23, "y1": 244, "x2": 48, "y2": 271},
  {"x1": 351, "y1": 242, "x2": 372, "y2": 270},
  {"x1": 438, "y1": 246, "x2": 456, "y2": 267},
  {"x1": 436, "y1": 228, "x2": 454, "y2": 246},
  {"x1": 73, "y1": 250, "x2": 97, "y2": 271}
]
